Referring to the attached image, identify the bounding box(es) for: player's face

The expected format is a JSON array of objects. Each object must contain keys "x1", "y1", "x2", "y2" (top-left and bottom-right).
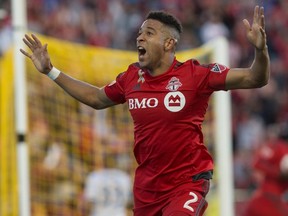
[{"x1": 137, "y1": 19, "x2": 168, "y2": 70}]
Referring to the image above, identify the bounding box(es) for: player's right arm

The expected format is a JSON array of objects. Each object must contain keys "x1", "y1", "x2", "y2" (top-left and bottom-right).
[
  {"x1": 225, "y1": 6, "x2": 270, "y2": 90},
  {"x1": 20, "y1": 34, "x2": 116, "y2": 109}
]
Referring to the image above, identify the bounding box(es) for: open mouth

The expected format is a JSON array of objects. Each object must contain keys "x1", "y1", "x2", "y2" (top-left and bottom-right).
[{"x1": 138, "y1": 46, "x2": 146, "y2": 58}]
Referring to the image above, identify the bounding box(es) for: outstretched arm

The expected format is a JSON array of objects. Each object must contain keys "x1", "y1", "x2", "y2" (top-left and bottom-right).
[
  {"x1": 225, "y1": 5, "x2": 270, "y2": 90},
  {"x1": 20, "y1": 34, "x2": 116, "y2": 109}
]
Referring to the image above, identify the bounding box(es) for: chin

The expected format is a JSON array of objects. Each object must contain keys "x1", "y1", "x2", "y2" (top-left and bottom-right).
[{"x1": 138, "y1": 61, "x2": 147, "y2": 69}]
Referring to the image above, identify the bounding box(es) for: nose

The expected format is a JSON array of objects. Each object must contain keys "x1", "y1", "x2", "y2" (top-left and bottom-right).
[{"x1": 137, "y1": 34, "x2": 144, "y2": 43}]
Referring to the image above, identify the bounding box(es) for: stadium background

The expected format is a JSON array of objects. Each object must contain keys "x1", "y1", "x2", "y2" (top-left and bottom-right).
[{"x1": 1, "y1": 0, "x2": 288, "y2": 215}]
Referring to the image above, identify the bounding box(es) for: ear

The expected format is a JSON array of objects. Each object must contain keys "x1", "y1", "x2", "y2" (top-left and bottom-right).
[{"x1": 164, "y1": 38, "x2": 177, "y2": 51}]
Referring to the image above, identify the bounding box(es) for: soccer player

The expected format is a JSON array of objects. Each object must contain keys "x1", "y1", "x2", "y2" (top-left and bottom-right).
[
  {"x1": 83, "y1": 168, "x2": 131, "y2": 216},
  {"x1": 21, "y1": 5, "x2": 270, "y2": 216},
  {"x1": 242, "y1": 122, "x2": 288, "y2": 216}
]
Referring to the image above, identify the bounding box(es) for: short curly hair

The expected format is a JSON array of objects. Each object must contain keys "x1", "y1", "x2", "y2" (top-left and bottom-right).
[{"x1": 146, "y1": 11, "x2": 183, "y2": 35}]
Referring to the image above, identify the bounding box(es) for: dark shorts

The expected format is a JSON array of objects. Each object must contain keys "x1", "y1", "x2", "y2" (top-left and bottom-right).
[{"x1": 133, "y1": 171, "x2": 212, "y2": 216}]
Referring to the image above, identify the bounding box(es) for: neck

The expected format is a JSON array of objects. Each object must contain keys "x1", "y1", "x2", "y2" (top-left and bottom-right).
[{"x1": 148, "y1": 55, "x2": 175, "y2": 76}]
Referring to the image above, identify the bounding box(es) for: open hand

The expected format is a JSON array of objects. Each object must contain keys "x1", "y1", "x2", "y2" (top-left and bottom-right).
[
  {"x1": 243, "y1": 6, "x2": 267, "y2": 50},
  {"x1": 20, "y1": 34, "x2": 53, "y2": 74}
]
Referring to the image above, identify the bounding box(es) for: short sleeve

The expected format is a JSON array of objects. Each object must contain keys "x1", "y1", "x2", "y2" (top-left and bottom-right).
[
  {"x1": 207, "y1": 63, "x2": 229, "y2": 90},
  {"x1": 104, "y1": 72, "x2": 126, "y2": 104}
]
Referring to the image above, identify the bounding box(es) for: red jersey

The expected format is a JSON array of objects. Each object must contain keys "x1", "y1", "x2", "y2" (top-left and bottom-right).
[
  {"x1": 243, "y1": 139, "x2": 288, "y2": 216},
  {"x1": 104, "y1": 58, "x2": 229, "y2": 206},
  {"x1": 253, "y1": 139, "x2": 288, "y2": 194}
]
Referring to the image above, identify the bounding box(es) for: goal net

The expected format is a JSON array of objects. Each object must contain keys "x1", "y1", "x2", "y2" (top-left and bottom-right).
[{"x1": 0, "y1": 35, "x2": 232, "y2": 216}]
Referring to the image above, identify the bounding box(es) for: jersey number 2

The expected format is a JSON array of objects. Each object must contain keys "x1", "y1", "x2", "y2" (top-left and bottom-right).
[{"x1": 183, "y1": 192, "x2": 198, "y2": 212}]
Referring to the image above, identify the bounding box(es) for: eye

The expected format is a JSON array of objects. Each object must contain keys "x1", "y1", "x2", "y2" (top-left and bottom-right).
[{"x1": 147, "y1": 31, "x2": 153, "y2": 36}]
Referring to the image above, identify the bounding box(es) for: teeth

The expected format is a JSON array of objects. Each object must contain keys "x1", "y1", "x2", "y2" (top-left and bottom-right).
[{"x1": 137, "y1": 46, "x2": 146, "y2": 57}]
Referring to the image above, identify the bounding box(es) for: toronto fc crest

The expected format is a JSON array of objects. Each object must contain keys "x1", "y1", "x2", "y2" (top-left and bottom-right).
[{"x1": 166, "y1": 77, "x2": 182, "y2": 91}]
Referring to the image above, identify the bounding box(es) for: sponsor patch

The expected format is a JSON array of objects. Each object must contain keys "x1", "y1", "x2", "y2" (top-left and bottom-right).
[
  {"x1": 164, "y1": 91, "x2": 186, "y2": 112},
  {"x1": 210, "y1": 64, "x2": 226, "y2": 73}
]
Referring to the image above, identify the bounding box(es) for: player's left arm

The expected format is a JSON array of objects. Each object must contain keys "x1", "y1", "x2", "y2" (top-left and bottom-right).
[{"x1": 225, "y1": 5, "x2": 270, "y2": 90}]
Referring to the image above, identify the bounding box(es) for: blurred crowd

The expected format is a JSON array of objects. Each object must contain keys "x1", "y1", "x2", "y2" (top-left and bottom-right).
[{"x1": 1, "y1": 0, "x2": 288, "y2": 209}]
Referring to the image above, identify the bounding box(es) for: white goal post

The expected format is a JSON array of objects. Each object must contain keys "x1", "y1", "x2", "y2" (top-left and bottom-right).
[{"x1": 206, "y1": 37, "x2": 234, "y2": 216}]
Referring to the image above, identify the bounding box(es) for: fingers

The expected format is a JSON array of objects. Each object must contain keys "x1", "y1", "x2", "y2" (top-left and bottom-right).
[
  {"x1": 20, "y1": 48, "x2": 31, "y2": 58},
  {"x1": 20, "y1": 33, "x2": 44, "y2": 58},
  {"x1": 243, "y1": 5, "x2": 264, "y2": 32},
  {"x1": 260, "y1": 27, "x2": 266, "y2": 38},
  {"x1": 260, "y1": 7, "x2": 265, "y2": 29},
  {"x1": 24, "y1": 34, "x2": 37, "y2": 47},
  {"x1": 253, "y1": 5, "x2": 260, "y2": 24},
  {"x1": 43, "y1": 44, "x2": 48, "y2": 51},
  {"x1": 242, "y1": 19, "x2": 251, "y2": 32},
  {"x1": 254, "y1": 5, "x2": 265, "y2": 27},
  {"x1": 22, "y1": 36, "x2": 34, "y2": 51},
  {"x1": 32, "y1": 34, "x2": 43, "y2": 47},
  {"x1": 22, "y1": 34, "x2": 41, "y2": 51}
]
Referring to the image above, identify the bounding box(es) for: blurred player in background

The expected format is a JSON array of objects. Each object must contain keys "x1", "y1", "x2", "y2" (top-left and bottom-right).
[
  {"x1": 242, "y1": 122, "x2": 288, "y2": 216},
  {"x1": 83, "y1": 163, "x2": 131, "y2": 216},
  {"x1": 20, "y1": 5, "x2": 270, "y2": 216}
]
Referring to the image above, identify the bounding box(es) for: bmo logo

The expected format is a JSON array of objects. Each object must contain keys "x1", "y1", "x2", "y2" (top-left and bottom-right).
[
  {"x1": 128, "y1": 98, "x2": 158, "y2": 109},
  {"x1": 164, "y1": 92, "x2": 186, "y2": 112},
  {"x1": 128, "y1": 92, "x2": 185, "y2": 112}
]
